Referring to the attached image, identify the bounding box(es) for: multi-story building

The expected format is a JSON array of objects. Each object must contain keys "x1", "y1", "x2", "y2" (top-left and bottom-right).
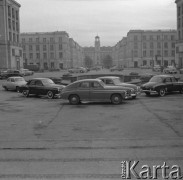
[
  {"x1": 175, "y1": 0, "x2": 183, "y2": 68},
  {"x1": 113, "y1": 30, "x2": 177, "y2": 68},
  {"x1": 0, "y1": 0, "x2": 23, "y2": 70},
  {"x1": 20, "y1": 31, "x2": 84, "y2": 70},
  {"x1": 83, "y1": 36, "x2": 113, "y2": 67}
]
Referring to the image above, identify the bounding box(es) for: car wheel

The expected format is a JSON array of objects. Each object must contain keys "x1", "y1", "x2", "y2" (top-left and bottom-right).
[
  {"x1": 3, "y1": 86, "x2": 8, "y2": 91},
  {"x1": 180, "y1": 87, "x2": 183, "y2": 94},
  {"x1": 158, "y1": 88, "x2": 166, "y2": 97},
  {"x1": 47, "y1": 91, "x2": 54, "y2": 99},
  {"x1": 22, "y1": 90, "x2": 29, "y2": 97},
  {"x1": 16, "y1": 86, "x2": 20, "y2": 92},
  {"x1": 69, "y1": 95, "x2": 80, "y2": 105},
  {"x1": 111, "y1": 94, "x2": 122, "y2": 105}
]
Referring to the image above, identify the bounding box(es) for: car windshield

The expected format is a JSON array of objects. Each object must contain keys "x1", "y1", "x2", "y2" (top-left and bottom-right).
[
  {"x1": 97, "y1": 80, "x2": 105, "y2": 87},
  {"x1": 149, "y1": 76, "x2": 163, "y2": 83},
  {"x1": 15, "y1": 78, "x2": 25, "y2": 82},
  {"x1": 113, "y1": 78, "x2": 121, "y2": 85},
  {"x1": 42, "y1": 79, "x2": 54, "y2": 85}
]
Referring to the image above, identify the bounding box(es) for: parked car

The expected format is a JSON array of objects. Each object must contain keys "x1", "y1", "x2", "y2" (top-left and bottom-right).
[
  {"x1": 0, "y1": 69, "x2": 22, "y2": 79},
  {"x1": 152, "y1": 65, "x2": 161, "y2": 72},
  {"x1": 163, "y1": 66, "x2": 177, "y2": 74},
  {"x1": 20, "y1": 68, "x2": 34, "y2": 76},
  {"x1": 140, "y1": 73, "x2": 154, "y2": 84},
  {"x1": 61, "y1": 79, "x2": 132, "y2": 105},
  {"x1": 110, "y1": 66, "x2": 123, "y2": 72},
  {"x1": 97, "y1": 76, "x2": 141, "y2": 99},
  {"x1": 90, "y1": 66, "x2": 101, "y2": 71},
  {"x1": 2, "y1": 77, "x2": 27, "y2": 92},
  {"x1": 141, "y1": 75, "x2": 183, "y2": 97},
  {"x1": 19, "y1": 78, "x2": 65, "y2": 99},
  {"x1": 68, "y1": 67, "x2": 87, "y2": 73},
  {"x1": 140, "y1": 65, "x2": 151, "y2": 69}
]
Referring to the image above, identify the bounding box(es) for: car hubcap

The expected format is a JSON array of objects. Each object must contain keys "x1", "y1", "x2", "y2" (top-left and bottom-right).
[
  {"x1": 48, "y1": 92, "x2": 53, "y2": 98},
  {"x1": 72, "y1": 97, "x2": 77, "y2": 102},
  {"x1": 160, "y1": 90, "x2": 165, "y2": 96},
  {"x1": 114, "y1": 96, "x2": 119, "y2": 102}
]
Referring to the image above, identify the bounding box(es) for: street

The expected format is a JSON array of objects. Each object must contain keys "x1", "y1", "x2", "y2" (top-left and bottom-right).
[{"x1": 0, "y1": 72, "x2": 183, "y2": 179}]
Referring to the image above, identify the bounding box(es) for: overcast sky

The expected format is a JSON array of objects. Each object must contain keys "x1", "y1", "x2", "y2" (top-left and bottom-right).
[{"x1": 17, "y1": 0, "x2": 176, "y2": 47}]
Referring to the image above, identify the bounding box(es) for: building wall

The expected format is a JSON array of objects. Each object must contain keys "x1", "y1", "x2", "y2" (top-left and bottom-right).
[
  {"x1": 20, "y1": 31, "x2": 83, "y2": 70},
  {"x1": 114, "y1": 30, "x2": 176, "y2": 68},
  {"x1": 0, "y1": 0, "x2": 23, "y2": 70},
  {"x1": 175, "y1": 0, "x2": 183, "y2": 68}
]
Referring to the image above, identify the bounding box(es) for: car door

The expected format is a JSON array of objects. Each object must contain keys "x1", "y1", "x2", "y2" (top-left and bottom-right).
[
  {"x1": 171, "y1": 77, "x2": 180, "y2": 91},
  {"x1": 35, "y1": 80, "x2": 45, "y2": 95},
  {"x1": 5, "y1": 78, "x2": 11, "y2": 89},
  {"x1": 10, "y1": 78, "x2": 16, "y2": 90},
  {"x1": 164, "y1": 77, "x2": 173, "y2": 91},
  {"x1": 90, "y1": 81, "x2": 106, "y2": 100},
  {"x1": 28, "y1": 80, "x2": 36, "y2": 94},
  {"x1": 77, "y1": 81, "x2": 90, "y2": 100}
]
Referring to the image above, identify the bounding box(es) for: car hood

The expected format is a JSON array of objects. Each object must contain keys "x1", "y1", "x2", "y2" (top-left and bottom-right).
[
  {"x1": 116, "y1": 83, "x2": 137, "y2": 89},
  {"x1": 142, "y1": 82, "x2": 159, "y2": 87}
]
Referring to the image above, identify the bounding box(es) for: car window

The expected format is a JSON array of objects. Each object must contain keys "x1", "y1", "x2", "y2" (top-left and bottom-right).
[
  {"x1": 79, "y1": 82, "x2": 90, "y2": 88},
  {"x1": 91, "y1": 81, "x2": 102, "y2": 88},
  {"x1": 35, "y1": 80, "x2": 43, "y2": 86},
  {"x1": 171, "y1": 77, "x2": 177, "y2": 82},
  {"x1": 29, "y1": 80, "x2": 36, "y2": 85},
  {"x1": 7, "y1": 78, "x2": 11, "y2": 82},
  {"x1": 165, "y1": 77, "x2": 172, "y2": 83},
  {"x1": 105, "y1": 79, "x2": 114, "y2": 85},
  {"x1": 15, "y1": 78, "x2": 24, "y2": 82},
  {"x1": 11, "y1": 78, "x2": 15, "y2": 82}
]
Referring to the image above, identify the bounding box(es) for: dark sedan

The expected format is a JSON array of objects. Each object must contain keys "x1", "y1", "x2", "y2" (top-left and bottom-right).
[
  {"x1": 141, "y1": 75, "x2": 183, "y2": 97},
  {"x1": 19, "y1": 78, "x2": 65, "y2": 99},
  {"x1": 61, "y1": 79, "x2": 131, "y2": 105}
]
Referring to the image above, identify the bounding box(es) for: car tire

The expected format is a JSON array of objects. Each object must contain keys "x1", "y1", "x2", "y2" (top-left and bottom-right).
[
  {"x1": 180, "y1": 87, "x2": 183, "y2": 94},
  {"x1": 47, "y1": 91, "x2": 54, "y2": 99},
  {"x1": 145, "y1": 92, "x2": 150, "y2": 96},
  {"x1": 111, "y1": 94, "x2": 122, "y2": 105},
  {"x1": 22, "y1": 90, "x2": 29, "y2": 97},
  {"x1": 69, "y1": 95, "x2": 80, "y2": 105},
  {"x1": 4, "y1": 86, "x2": 8, "y2": 91},
  {"x1": 158, "y1": 88, "x2": 166, "y2": 97},
  {"x1": 16, "y1": 86, "x2": 20, "y2": 92}
]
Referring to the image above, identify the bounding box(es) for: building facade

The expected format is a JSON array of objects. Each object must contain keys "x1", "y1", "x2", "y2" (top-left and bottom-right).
[
  {"x1": 175, "y1": 0, "x2": 183, "y2": 68},
  {"x1": 0, "y1": 0, "x2": 23, "y2": 70},
  {"x1": 113, "y1": 30, "x2": 177, "y2": 68},
  {"x1": 20, "y1": 31, "x2": 84, "y2": 70},
  {"x1": 83, "y1": 36, "x2": 113, "y2": 67}
]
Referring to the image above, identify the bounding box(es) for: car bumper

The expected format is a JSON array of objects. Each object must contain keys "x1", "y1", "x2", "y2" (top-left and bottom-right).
[{"x1": 142, "y1": 90, "x2": 157, "y2": 94}]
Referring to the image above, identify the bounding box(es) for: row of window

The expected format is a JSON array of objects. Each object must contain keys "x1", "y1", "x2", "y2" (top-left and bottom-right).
[
  {"x1": 8, "y1": 6, "x2": 19, "y2": 20},
  {"x1": 9, "y1": 32, "x2": 19, "y2": 43},
  {"x1": 23, "y1": 52, "x2": 63, "y2": 59},
  {"x1": 8, "y1": 19, "x2": 19, "y2": 32},
  {"x1": 135, "y1": 42, "x2": 176, "y2": 49},
  {"x1": 23, "y1": 44, "x2": 63, "y2": 51},
  {"x1": 132, "y1": 50, "x2": 175, "y2": 58},
  {"x1": 177, "y1": 4, "x2": 183, "y2": 17},
  {"x1": 22, "y1": 37, "x2": 63, "y2": 43},
  {"x1": 133, "y1": 34, "x2": 176, "y2": 41}
]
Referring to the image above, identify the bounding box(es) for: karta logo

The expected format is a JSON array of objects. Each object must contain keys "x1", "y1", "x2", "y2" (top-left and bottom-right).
[{"x1": 121, "y1": 161, "x2": 183, "y2": 179}]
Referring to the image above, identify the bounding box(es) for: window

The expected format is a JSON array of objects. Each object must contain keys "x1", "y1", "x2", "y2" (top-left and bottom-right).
[
  {"x1": 164, "y1": 50, "x2": 168, "y2": 57},
  {"x1": 134, "y1": 35, "x2": 138, "y2": 41},
  {"x1": 12, "y1": 8, "x2": 15, "y2": 18},
  {"x1": 134, "y1": 42, "x2": 138, "y2": 49},
  {"x1": 23, "y1": 53, "x2": 26, "y2": 59},
  {"x1": 29, "y1": 80, "x2": 36, "y2": 85},
  {"x1": 29, "y1": 38, "x2": 32, "y2": 42},
  {"x1": 9, "y1": 32, "x2": 12, "y2": 41},
  {"x1": 29, "y1": 53, "x2": 33, "y2": 59},
  {"x1": 50, "y1": 44, "x2": 54, "y2": 51},
  {"x1": 59, "y1": 52, "x2": 63, "y2": 58},
  {"x1": 143, "y1": 43, "x2": 146, "y2": 49},
  {"x1": 164, "y1": 42, "x2": 168, "y2": 49},
  {"x1": 171, "y1": 77, "x2": 177, "y2": 82},
  {"x1": 150, "y1": 35, "x2": 153, "y2": 40},
  {"x1": 8, "y1": 6, "x2": 11, "y2": 16},
  {"x1": 165, "y1": 78, "x2": 171, "y2": 83},
  {"x1": 142, "y1": 35, "x2": 146, "y2": 41},
  {"x1": 8, "y1": 19, "x2": 11, "y2": 29},
  {"x1": 91, "y1": 82, "x2": 102, "y2": 88},
  {"x1": 12, "y1": 20, "x2": 15, "y2": 30},
  {"x1": 134, "y1": 51, "x2": 138, "y2": 57},
  {"x1": 50, "y1": 37, "x2": 54, "y2": 42},
  {"x1": 35, "y1": 80, "x2": 43, "y2": 86},
  {"x1": 22, "y1": 38, "x2": 25, "y2": 43},
  {"x1": 79, "y1": 82, "x2": 90, "y2": 88},
  {"x1": 36, "y1": 38, "x2": 39, "y2": 42},
  {"x1": 17, "y1": 35, "x2": 19, "y2": 42},
  {"x1": 59, "y1": 37, "x2": 62, "y2": 42},
  {"x1": 150, "y1": 42, "x2": 154, "y2": 49},
  {"x1": 172, "y1": 43, "x2": 175, "y2": 48},
  {"x1": 150, "y1": 50, "x2": 154, "y2": 57},
  {"x1": 157, "y1": 42, "x2": 161, "y2": 48},
  {"x1": 178, "y1": 6, "x2": 181, "y2": 16},
  {"x1": 51, "y1": 62, "x2": 54, "y2": 68},
  {"x1": 59, "y1": 44, "x2": 62, "y2": 50},
  {"x1": 29, "y1": 45, "x2": 33, "y2": 51},
  {"x1": 16, "y1": 22, "x2": 19, "y2": 31},
  {"x1": 43, "y1": 45, "x2": 47, "y2": 51},
  {"x1": 36, "y1": 53, "x2": 40, "y2": 59},
  {"x1": 13, "y1": 33, "x2": 16, "y2": 42},
  {"x1": 43, "y1": 53, "x2": 47, "y2": 59},
  {"x1": 50, "y1": 52, "x2": 54, "y2": 59},
  {"x1": 106, "y1": 79, "x2": 114, "y2": 85},
  {"x1": 171, "y1": 50, "x2": 175, "y2": 56},
  {"x1": 143, "y1": 50, "x2": 146, "y2": 57},
  {"x1": 12, "y1": 49, "x2": 15, "y2": 56},
  {"x1": 157, "y1": 35, "x2": 161, "y2": 40},
  {"x1": 164, "y1": 35, "x2": 168, "y2": 40},
  {"x1": 171, "y1": 35, "x2": 175, "y2": 40},
  {"x1": 19, "y1": 50, "x2": 22, "y2": 57},
  {"x1": 16, "y1": 11, "x2": 18, "y2": 20},
  {"x1": 157, "y1": 50, "x2": 161, "y2": 56},
  {"x1": 36, "y1": 45, "x2": 40, "y2": 51},
  {"x1": 43, "y1": 38, "x2": 46, "y2": 43}
]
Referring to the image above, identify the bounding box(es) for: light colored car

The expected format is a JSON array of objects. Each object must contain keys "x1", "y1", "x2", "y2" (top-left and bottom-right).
[
  {"x1": 153, "y1": 65, "x2": 161, "y2": 72},
  {"x1": 2, "y1": 77, "x2": 27, "y2": 92},
  {"x1": 61, "y1": 79, "x2": 132, "y2": 105},
  {"x1": 68, "y1": 67, "x2": 87, "y2": 73},
  {"x1": 98, "y1": 76, "x2": 141, "y2": 99},
  {"x1": 163, "y1": 66, "x2": 177, "y2": 74},
  {"x1": 20, "y1": 68, "x2": 34, "y2": 76}
]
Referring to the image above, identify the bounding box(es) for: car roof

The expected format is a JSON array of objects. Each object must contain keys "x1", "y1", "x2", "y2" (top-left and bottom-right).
[
  {"x1": 8, "y1": 76, "x2": 24, "y2": 79},
  {"x1": 72, "y1": 79, "x2": 102, "y2": 84},
  {"x1": 153, "y1": 75, "x2": 174, "y2": 78},
  {"x1": 29, "y1": 78, "x2": 51, "y2": 81},
  {"x1": 97, "y1": 76, "x2": 119, "y2": 79}
]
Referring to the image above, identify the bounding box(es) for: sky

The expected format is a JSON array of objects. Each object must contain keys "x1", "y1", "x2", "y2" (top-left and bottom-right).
[{"x1": 17, "y1": 0, "x2": 176, "y2": 47}]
